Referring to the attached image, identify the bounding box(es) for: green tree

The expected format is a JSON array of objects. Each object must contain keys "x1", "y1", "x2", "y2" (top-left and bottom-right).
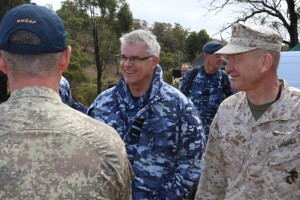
[
  {"x1": 163, "y1": 68, "x2": 173, "y2": 85},
  {"x1": 63, "y1": 39, "x2": 89, "y2": 86},
  {"x1": 151, "y1": 22, "x2": 173, "y2": 53},
  {"x1": 3, "y1": 0, "x2": 30, "y2": 13},
  {"x1": 150, "y1": 22, "x2": 189, "y2": 69},
  {"x1": 57, "y1": 1, "x2": 93, "y2": 104},
  {"x1": 74, "y1": 0, "x2": 133, "y2": 94},
  {"x1": 133, "y1": 19, "x2": 150, "y2": 30},
  {"x1": 115, "y1": 2, "x2": 133, "y2": 36},
  {"x1": 160, "y1": 52, "x2": 177, "y2": 71},
  {"x1": 57, "y1": 0, "x2": 90, "y2": 41},
  {"x1": 185, "y1": 30, "x2": 210, "y2": 62},
  {"x1": 170, "y1": 23, "x2": 189, "y2": 55},
  {"x1": 185, "y1": 32, "x2": 198, "y2": 62},
  {"x1": 196, "y1": 29, "x2": 210, "y2": 54}
]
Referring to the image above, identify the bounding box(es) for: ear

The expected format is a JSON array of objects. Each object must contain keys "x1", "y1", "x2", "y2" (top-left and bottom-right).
[
  {"x1": 152, "y1": 56, "x2": 160, "y2": 69},
  {"x1": 59, "y1": 45, "x2": 71, "y2": 72},
  {"x1": 260, "y1": 53, "x2": 273, "y2": 74},
  {"x1": 0, "y1": 52, "x2": 8, "y2": 74}
]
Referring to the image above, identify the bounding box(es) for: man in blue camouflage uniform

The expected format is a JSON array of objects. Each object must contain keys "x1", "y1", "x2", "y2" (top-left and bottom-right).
[
  {"x1": 179, "y1": 41, "x2": 236, "y2": 140},
  {"x1": 88, "y1": 29, "x2": 205, "y2": 199},
  {"x1": 0, "y1": 4, "x2": 134, "y2": 199},
  {"x1": 59, "y1": 75, "x2": 87, "y2": 113},
  {"x1": 59, "y1": 76, "x2": 73, "y2": 105}
]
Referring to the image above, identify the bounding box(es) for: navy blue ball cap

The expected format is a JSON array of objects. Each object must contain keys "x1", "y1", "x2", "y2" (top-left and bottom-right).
[
  {"x1": 0, "y1": 3, "x2": 67, "y2": 54},
  {"x1": 202, "y1": 41, "x2": 223, "y2": 54}
]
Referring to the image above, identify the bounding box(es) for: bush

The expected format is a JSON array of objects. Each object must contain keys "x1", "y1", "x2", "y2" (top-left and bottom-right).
[
  {"x1": 72, "y1": 83, "x2": 98, "y2": 107},
  {"x1": 163, "y1": 68, "x2": 173, "y2": 85}
]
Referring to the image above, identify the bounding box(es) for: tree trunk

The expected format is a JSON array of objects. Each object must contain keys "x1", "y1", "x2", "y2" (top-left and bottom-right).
[
  {"x1": 92, "y1": 23, "x2": 102, "y2": 95},
  {"x1": 286, "y1": 0, "x2": 299, "y2": 48}
]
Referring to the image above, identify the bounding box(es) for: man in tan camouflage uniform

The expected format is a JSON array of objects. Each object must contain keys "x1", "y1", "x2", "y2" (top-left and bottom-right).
[
  {"x1": 0, "y1": 3, "x2": 134, "y2": 199},
  {"x1": 195, "y1": 23, "x2": 300, "y2": 199}
]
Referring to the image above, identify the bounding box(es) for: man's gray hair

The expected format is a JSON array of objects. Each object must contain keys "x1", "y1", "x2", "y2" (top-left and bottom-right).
[
  {"x1": 120, "y1": 29, "x2": 161, "y2": 56},
  {"x1": 1, "y1": 30, "x2": 63, "y2": 77}
]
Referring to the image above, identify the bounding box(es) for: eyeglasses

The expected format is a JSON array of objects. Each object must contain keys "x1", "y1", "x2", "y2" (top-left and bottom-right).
[{"x1": 116, "y1": 54, "x2": 154, "y2": 63}]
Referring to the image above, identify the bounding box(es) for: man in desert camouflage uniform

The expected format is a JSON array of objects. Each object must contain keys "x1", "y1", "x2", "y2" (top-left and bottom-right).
[
  {"x1": 88, "y1": 29, "x2": 206, "y2": 199},
  {"x1": 195, "y1": 23, "x2": 300, "y2": 199},
  {"x1": 0, "y1": 4, "x2": 134, "y2": 199}
]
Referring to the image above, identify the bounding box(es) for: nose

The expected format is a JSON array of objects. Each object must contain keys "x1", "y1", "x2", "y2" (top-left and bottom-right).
[{"x1": 225, "y1": 60, "x2": 233, "y2": 74}]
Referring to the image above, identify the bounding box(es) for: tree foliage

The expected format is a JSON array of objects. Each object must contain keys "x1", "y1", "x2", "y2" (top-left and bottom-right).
[
  {"x1": 133, "y1": 19, "x2": 150, "y2": 30},
  {"x1": 115, "y1": 2, "x2": 133, "y2": 36},
  {"x1": 185, "y1": 29, "x2": 210, "y2": 62},
  {"x1": 151, "y1": 22, "x2": 189, "y2": 54},
  {"x1": 160, "y1": 52, "x2": 177, "y2": 70},
  {"x1": 57, "y1": 0, "x2": 90, "y2": 41},
  {"x1": 3, "y1": 0, "x2": 30, "y2": 13},
  {"x1": 150, "y1": 22, "x2": 190, "y2": 69},
  {"x1": 202, "y1": 0, "x2": 299, "y2": 48},
  {"x1": 72, "y1": 0, "x2": 133, "y2": 94}
]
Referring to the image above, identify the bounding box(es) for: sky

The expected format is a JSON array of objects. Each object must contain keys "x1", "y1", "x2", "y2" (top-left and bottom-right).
[{"x1": 32, "y1": 0, "x2": 238, "y2": 40}]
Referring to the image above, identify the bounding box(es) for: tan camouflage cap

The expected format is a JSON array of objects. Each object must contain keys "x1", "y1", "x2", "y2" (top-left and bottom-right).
[{"x1": 216, "y1": 23, "x2": 283, "y2": 55}]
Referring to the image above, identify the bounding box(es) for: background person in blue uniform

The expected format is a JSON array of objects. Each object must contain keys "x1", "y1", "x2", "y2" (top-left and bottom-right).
[
  {"x1": 59, "y1": 76, "x2": 72, "y2": 105},
  {"x1": 180, "y1": 41, "x2": 236, "y2": 140},
  {"x1": 87, "y1": 29, "x2": 206, "y2": 200},
  {"x1": 59, "y1": 76, "x2": 87, "y2": 113}
]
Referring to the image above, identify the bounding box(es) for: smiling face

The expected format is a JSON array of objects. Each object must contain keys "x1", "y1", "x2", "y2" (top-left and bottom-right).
[
  {"x1": 120, "y1": 43, "x2": 159, "y2": 95},
  {"x1": 225, "y1": 50, "x2": 264, "y2": 91}
]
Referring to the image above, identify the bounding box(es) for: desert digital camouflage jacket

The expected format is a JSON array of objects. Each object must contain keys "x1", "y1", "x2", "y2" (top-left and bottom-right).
[
  {"x1": 179, "y1": 65, "x2": 236, "y2": 139},
  {"x1": 196, "y1": 80, "x2": 300, "y2": 199},
  {"x1": 0, "y1": 86, "x2": 134, "y2": 200},
  {"x1": 88, "y1": 65, "x2": 206, "y2": 200}
]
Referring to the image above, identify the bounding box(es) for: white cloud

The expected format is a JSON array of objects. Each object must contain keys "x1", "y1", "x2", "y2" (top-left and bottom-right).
[{"x1": 32, "y1": 0, "x2": 62, "y2": 11}]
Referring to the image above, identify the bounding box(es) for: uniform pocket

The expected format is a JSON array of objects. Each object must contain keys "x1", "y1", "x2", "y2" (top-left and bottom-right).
[
  {"x1": 147, "y1": 118, "x2": 178, "y2": 154},
  {"x1": 267, "y1": 132, "x2": 299, "y2": 166},
  {"x1": 266, "y1": 131, "x2": 300, "y2": 199}
]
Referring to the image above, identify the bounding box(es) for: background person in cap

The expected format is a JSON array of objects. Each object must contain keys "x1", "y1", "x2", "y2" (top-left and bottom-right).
[
  {"x1": 195, "y1": 23, "x2": 300, "y2": 199},
  {"x1": 0, "y1": 3, "x2": 134, "y2": 199},
  {"x1": 179, "y1": 41, "x2": 236, "y2": 140}
]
